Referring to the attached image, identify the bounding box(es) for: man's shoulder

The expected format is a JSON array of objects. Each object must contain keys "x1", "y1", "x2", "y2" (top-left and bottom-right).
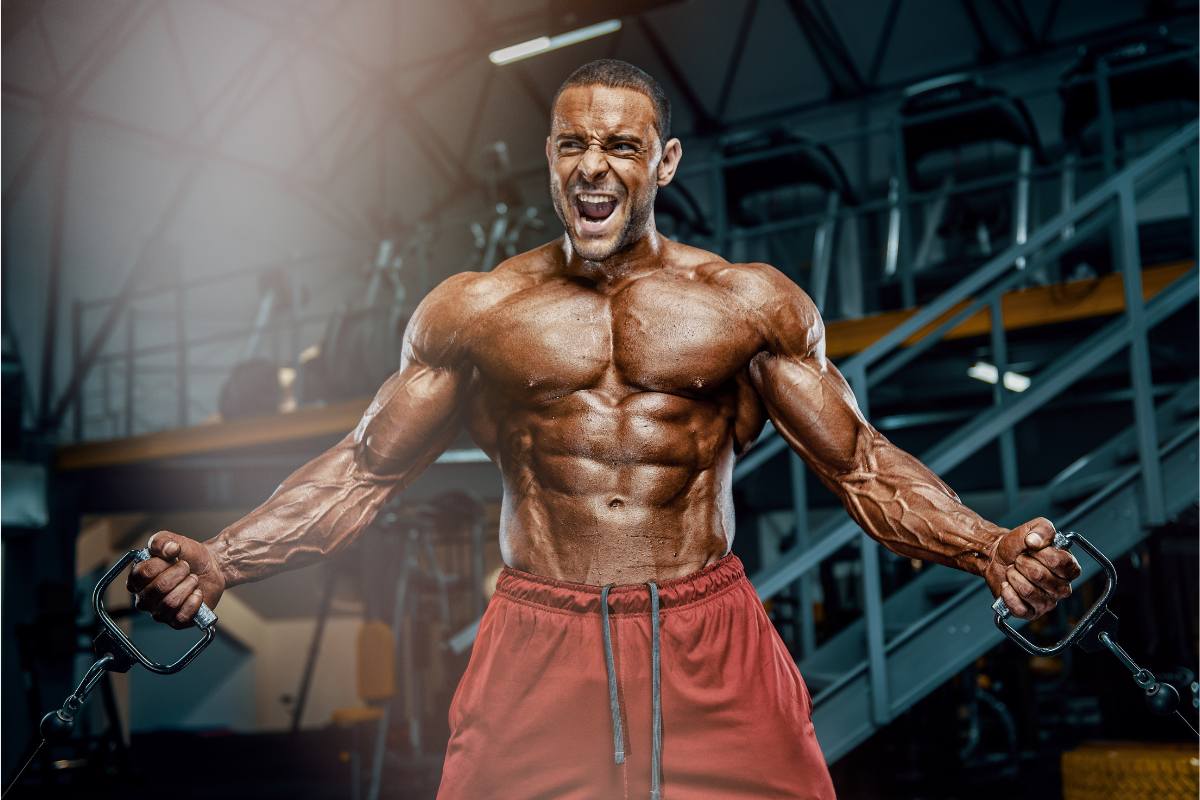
[
  {"x1": 423, "y1": 244, "x2": 557, "y2": 317},
  {"x1": 697, "y1": 260, "x2": 812, "y2": 312},
  {"x1": 699, "y1": 260, "x2": 824, "y2": 356}
]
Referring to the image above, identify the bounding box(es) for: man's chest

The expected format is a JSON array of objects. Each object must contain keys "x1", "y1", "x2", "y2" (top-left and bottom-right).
[{"x1": 470, "y1": 276, "x2": 764, "y2": 397}]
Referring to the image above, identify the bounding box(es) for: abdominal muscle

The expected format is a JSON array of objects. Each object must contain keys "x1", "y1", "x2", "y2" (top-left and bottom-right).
[{"x1": 486, "y1": 391, "x2": 740, "y2": 586}]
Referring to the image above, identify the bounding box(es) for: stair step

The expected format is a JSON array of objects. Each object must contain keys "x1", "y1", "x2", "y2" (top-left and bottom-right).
[
  {"x1": 1050, "y1": 467, "x2": 1129, "y2": 503},
  {"x1": 799, "y1": 670, "x2": 842, "y2": 692},
  {"x1": 923, "y1": 573, "x2": 973, "y2": 600}
]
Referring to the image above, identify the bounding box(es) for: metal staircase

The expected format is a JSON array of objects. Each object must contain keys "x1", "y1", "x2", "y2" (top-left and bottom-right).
[{"x1": 738, "y1": 120, "x2": 1200, "y2": 762}]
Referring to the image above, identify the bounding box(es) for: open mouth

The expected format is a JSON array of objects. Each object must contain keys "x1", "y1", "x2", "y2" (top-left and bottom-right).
[{"x1": 574, "y1": 192, "x2": 619, "y2": 234}]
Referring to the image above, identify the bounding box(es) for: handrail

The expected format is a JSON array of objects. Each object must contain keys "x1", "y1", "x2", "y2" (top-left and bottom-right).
[
  {"x1": 751, "y1": 263, "x2": 1197, "y2": 599},
  {"x1": 63, "y1": 47, "x2": 1198, "y2": 443},
  {"x1": 733, "y1": 119, "x2": 1200, "y2": 482},
  {"x1": 744, "y1": 115, "x2": 1197, "y2": 724}
]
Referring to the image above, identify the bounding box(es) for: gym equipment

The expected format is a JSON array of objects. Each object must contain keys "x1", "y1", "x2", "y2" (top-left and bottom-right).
[
  {"x1": 298, "y1": 232, "x2": 438, "y2": 405},
  {"x1": 2, "y1": 548, "x2": 218, "y2": 797},
  {"x1": 991, "y1": 530, "x2": 1198, "y2": 738},
  {"x1": 217, "y1": 268, "x2": 299, "y2": 420},
  {"x1": 1062, "y1": 741, "x2": 1200, "y2": 800},
  {"x1": 469, "y1": 141, "x2": 544, "y2": 272},
  {"x1": 289, "y1": 492, "x2": 480, "y2": 800},
  {"x1": 654, "y1": 181, "x2": 712, "y2": 243},
  {"x1": 218, "y1": 358, "x2": 284, "y2": 421},
  {"x1": 722, "y1": 129, "x2": 863, "y2": 318},
  {"x1": 889, "y1": 74, "x2": 1044, "y2": 301},
  {"x1": 1059, "y1": 33, "x2": 1198, "y2": 165},
  {"x1": 1057, "y1": 35, "x2": 1199, "y2": 276}
]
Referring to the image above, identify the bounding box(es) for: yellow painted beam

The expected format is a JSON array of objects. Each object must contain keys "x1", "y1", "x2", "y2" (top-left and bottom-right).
[
  {"x1": 58, "y1": 397, "x2": 370, "y2": 470},
  {"x1": 58, "y1": 262, "x2": 1193, "y2": 471},
  {"x1": 824, "y1": 261, "x2": 1191, "y2": 358}
]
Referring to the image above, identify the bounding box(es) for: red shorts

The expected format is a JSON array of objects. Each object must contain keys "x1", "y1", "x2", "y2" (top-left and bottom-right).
[{"x1": 437, "y1": 554, "x2": 836, "y2": 799}]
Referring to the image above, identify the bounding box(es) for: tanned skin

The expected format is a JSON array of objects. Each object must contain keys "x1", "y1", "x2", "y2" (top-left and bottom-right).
[{"x1": 130, "y1": 84, "x2": 1080, "y2": 632}]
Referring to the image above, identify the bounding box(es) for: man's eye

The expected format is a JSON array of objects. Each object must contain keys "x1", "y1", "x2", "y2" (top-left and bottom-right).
[
  {"x1": 558, "y1": 141, "x2": 584, "y2": 153},
  {"x1": 610, "y1": 142, "x2": 637, "y2": 153}
]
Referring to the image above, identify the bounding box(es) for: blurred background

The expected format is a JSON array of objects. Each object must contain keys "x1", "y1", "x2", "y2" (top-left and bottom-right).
[{"x1": 2, "y1": 0, "x2": 1198, "y2": 797}]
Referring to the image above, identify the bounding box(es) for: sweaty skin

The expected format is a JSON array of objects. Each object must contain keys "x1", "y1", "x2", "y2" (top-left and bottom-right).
[{"x1": 130, "y1": 84, "x2": 1079, "y2": 628}]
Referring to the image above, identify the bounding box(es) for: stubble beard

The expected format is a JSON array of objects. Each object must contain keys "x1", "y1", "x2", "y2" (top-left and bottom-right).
[{"x1": 550, "y1": 178, "x2": 656, "y2": 263}]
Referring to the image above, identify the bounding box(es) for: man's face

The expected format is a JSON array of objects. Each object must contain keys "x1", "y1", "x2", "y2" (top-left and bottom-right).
[{"x1": 546, "y1": 85, "x2": 680, "y2": 262}]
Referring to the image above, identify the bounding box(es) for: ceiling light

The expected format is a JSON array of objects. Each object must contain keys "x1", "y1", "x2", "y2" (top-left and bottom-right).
[
  {"x1": 1002, "y1": 371, "x2": 1031, "y2": 393},
  {"x1": 968, "y1": 361, "x2": 1031, "y2": 392},
  {"x1": 489, "y1": 19, "x2": 622, "y2": 65}
]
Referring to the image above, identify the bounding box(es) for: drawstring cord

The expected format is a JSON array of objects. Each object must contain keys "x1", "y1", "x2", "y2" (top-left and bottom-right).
[
  {"x1": 601, "y1": 582, "x2": 664, "y2": 800},
  {"x1": 648, "y1": 581, "x2": 662, "y2": 800},
  {"x1": 600, "y1": 585, "x2": 626, "y2": 765}
]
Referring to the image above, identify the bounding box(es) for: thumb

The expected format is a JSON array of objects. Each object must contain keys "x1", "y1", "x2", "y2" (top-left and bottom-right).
[
  {"x1": 992, "y1": 526, "x2": 1030, "y2": 565},
  {"x1": 1013, "y1": 516, "x2": 1056, "y2": 551},
  {"x1": 147, "y1": 531, "x2": 207, "y2": 566}
]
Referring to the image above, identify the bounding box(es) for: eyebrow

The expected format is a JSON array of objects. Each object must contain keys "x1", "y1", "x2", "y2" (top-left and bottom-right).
[{"x1": 553, "y1": 131, "x2": 644, "y2": 144}]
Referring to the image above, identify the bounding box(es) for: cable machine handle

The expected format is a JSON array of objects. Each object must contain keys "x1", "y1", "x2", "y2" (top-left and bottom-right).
[
  {"x1": 93, "y1": 548, "x2": 217, "y2": 675},
  {"x1": 990, "y1": 530, "x2": 1116, "y2": 657}
]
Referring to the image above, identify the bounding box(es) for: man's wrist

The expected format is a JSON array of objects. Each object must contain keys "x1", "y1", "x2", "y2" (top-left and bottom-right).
[
  {"x1": 953, "y1": 523, "x2": 1006, "y2": 576},
  {"x1": 204, "y1": 536, "x2": 240, "y2": 589},
  {"x1": 954, "y1": 548, "x2": 988, "y2": 576}
]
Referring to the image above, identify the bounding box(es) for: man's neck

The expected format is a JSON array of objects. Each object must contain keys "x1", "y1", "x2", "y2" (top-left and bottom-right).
[{"x1": 560, "y1": 228, "x2": 664, "y2": 287}]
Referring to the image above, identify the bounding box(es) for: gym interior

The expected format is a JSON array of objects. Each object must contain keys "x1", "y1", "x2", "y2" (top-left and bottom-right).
[{"x1": 2, "y1": 1, "x2": 1198, "y2": 798}]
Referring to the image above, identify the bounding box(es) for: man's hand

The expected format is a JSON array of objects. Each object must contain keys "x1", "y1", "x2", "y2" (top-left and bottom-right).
[
  {"x1": 126, "y1": 531, "x2": 226, "y2": 629},
  {"x1": 982, "y1": 517, "x2": 1081, "y2": 620}
]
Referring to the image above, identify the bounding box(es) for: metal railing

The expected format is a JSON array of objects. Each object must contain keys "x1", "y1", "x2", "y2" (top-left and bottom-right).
[
  {"x1": 739, "y1": 119, "x2": 1199, "y2": 727},
  {"x1": 53, "y1": 47, "x2": 1196, "y2": 444}
]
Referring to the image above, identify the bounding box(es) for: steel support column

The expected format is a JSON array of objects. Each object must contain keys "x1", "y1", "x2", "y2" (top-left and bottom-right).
[
  {"x1": 1116, "y1": 185, "x2": 1165, "y2": 524},
  {"x1": 989, "y1": 297, "x2": 1020, "y2": 509}
]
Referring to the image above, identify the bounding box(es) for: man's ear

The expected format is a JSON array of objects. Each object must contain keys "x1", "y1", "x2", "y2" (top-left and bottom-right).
[
  {"x1": 545, "y1": 136, "x2": 553, "y2": 167},
  {"x1": 656, "y1": 137, "x2": 682, "y2": 187}
]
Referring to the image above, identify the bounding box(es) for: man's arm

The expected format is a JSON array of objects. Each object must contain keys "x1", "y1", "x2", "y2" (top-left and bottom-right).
[
  {"x1": 128, "y1": 273, "x2": 479, "y2": 627},
  {"x1": 733, "y1": 263, "x2": 1079, "y2": 620}
]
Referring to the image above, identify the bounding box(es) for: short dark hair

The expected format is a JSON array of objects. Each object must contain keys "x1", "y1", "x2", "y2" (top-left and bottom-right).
[{"x1": 552, "y1": 59, "x2": 671, "y2": 141}]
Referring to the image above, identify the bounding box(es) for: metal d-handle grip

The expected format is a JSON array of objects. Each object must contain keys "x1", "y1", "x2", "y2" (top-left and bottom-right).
[
  {"x1": 93, "y1": 548, "x2": 218, "y2": 675},
  {"x1": 990, "y1": 530, "x2": 1116, "y2": 657}
]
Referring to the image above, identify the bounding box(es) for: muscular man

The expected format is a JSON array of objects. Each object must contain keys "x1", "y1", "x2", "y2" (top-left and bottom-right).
[{"x1": 130, "y1": 60, "x2": 1080, "y2": 799}]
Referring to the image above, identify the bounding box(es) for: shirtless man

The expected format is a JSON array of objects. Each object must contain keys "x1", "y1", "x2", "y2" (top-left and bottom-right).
[{"x1": 129, "y1": 60, "x2": 1080, "y2": 799}]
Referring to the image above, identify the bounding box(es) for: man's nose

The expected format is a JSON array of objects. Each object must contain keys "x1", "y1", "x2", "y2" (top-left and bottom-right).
[{"x1": 579, "y1": 145, "x2": 609, "y2": 182}]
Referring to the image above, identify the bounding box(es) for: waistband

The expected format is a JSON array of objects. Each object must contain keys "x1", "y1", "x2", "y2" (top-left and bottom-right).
[{"x1": 494, "y1": 553, "x2": 746, "y2": 616}]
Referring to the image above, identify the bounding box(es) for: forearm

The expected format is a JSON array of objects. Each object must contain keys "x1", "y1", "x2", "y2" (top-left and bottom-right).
[
  {"x1": 205, "y1": 425, "x2": 453, "y2": 586},
  {"x1": 828, "y1": 430, "x2": 1006, "y2": 575},
  {"x1": 205, "y1": 438, "x2": 384, "y2": 586}
]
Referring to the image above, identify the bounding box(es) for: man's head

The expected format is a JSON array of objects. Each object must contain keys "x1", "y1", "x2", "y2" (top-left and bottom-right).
[{"x1": 546, "y1": 59, "x2": 682, "y2": 262}]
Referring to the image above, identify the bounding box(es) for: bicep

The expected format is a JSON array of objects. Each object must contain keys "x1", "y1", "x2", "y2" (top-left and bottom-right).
[
  {"x1": 352, "y1": 273, "x2": 477, "y2": 478},
  {"x1": 352, "y1": 356, "x2": 469, "y2": 478},
  {"x1": 748, "y1": 350, "x2": 873, "y2": 483}
]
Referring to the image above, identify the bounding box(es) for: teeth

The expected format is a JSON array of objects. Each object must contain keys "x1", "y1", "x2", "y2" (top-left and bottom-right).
[{"x1": 578, "y1": 193, "x2": 616, "y2": 203}]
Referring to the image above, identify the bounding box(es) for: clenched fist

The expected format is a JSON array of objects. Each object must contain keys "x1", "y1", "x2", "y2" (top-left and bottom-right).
[
  {"x1": 126, "y1": 531, "x2": 226, "y2": 629},
  {"x1": 982, "y1": 517, "x2": 1081, "y2": 620}
]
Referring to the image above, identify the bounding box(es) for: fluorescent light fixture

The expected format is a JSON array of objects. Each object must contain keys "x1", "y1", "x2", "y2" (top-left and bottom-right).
[
  {"x1": 1002, "y1": 371, "x2": 1031, "y2": 393},
  {"x1": 489, "y1": 19, "x2": 622, "y2": 65},
  {"x1": 967, "y1": 361, "x2": 1031, "y2": 392}
]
